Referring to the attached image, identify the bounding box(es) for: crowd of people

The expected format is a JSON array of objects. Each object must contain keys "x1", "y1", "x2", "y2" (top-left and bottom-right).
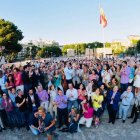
[{"x1": 0, "y1": 57, "x2": 140, "y2": 140}]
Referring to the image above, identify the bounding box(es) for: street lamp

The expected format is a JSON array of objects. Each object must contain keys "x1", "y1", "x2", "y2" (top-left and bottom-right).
[
  {"x1": 94, "y1": 43, "x2": 97, "y2": 59},
  {"x1": 50, "y1": 52, "x2": 53, "y2": 62},
  {"x1": 88, "y1": 45, "x2": 90, "y2": 60}
]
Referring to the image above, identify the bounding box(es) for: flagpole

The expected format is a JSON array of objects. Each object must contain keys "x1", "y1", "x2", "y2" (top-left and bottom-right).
[{"x1": 99, "y1": 0, "x2": 106, "y2": 59}]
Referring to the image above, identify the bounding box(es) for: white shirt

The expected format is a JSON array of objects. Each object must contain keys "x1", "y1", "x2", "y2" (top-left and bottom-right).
[
  {"x1": 30, "y1": 95, "x2": 35, "y2": 107},
  {"x1": 50, "y1": 90, "x2": 57, "y2": 101},
  {"x1": 66, "y1": 88, "x2": 78, "y2": 101},
  {"x1": 64, "y1": 67, "x2": 73, "y2": 80},
  {"x1": 101, "y1": 69, "x2": 113, "y2": 83}
]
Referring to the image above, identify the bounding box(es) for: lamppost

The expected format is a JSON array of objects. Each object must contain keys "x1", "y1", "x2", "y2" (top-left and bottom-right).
[
  {"x1": 50, "y1": 52, "x2": 53, "y2": 62},
  {"x1": 88, "y1": 45, "x2": 90, "y2": 60},
  {"x1": 77, "y1": 45, "x2": 79, "y2": 61},
  {"x1": 94, "y1": 43, "x2": 97, "y2": 59}
]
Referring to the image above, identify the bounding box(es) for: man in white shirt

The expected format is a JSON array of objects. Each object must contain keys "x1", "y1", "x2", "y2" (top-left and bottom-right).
[
  {"x1": 64, "y1": 63, "x2": 73, "y2": 84},
  {"x1": 66, "y1": 83, "x2": 78, "y2": 112}
]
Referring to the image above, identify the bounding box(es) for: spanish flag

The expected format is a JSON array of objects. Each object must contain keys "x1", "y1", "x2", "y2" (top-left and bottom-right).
[{"x1": 100, "y1": 8, "x2": 107, "y2": 28}]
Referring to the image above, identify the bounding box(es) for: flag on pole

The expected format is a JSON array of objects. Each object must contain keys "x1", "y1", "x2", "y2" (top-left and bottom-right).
[{"x1": 100, "y1": 8, "x2": 107, "y2": 28}]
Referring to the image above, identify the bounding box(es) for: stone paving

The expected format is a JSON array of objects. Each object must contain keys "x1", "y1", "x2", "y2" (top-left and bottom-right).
[{"x1": 0, "y1": 117, "x2": 140, "y2": 140}]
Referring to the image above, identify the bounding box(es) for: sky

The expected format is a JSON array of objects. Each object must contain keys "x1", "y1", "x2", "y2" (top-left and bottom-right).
[{"x1": 0, "y1": 0, "x2": 140, "y2": 45}]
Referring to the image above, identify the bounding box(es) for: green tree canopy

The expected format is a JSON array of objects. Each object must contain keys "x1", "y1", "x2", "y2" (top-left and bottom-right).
[
  {"x1": 62, "y1": 42, "x2": 103, "y2": 55},
  {"x1": 0, "y1": 19, "x2": 23, "y2": 53},
  {"x1": 37, "y1": 46, "x2": 62, "y2": 58},
  {"x1": 136, "y1": 40, "x2": 140, "y2": 53}
]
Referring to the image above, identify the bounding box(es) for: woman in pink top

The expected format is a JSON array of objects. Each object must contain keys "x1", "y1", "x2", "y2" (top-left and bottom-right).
[
  {"x1": 13, "y1": 68, "x2": 24, "y2": 92},
  {"x1": 89, "y1": 69, "x2": 99, "y2": 81},
  {"x1": 78, "y1": 84, "x2": 86, "y2": 114},
  {"x1": 79, "y1": 98, "x2": 94, "y2": 128}
]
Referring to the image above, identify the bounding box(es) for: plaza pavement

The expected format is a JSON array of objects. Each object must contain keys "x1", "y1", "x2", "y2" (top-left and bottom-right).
[{"x1": 0, "y1": 112, "x2": 140, "y2": 140}]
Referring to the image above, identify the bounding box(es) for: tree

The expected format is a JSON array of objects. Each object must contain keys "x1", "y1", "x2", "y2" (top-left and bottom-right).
[
  {"x1": 0, "y1": 19, "x2": 23, "y2": 61},
  {"x1": 37, "y1": 46, "x2": 62, "y2": 58},
  {"x1": 105, "y1": 42, "x2": 111, "y2": 48},
  {"x1": 62, "y1": 42, "x2": 103, "y2": 56},
  {"x1": 125, "y1": 47, "x2": 135, "y2": 56},
  {"x1": 113, "y1": 46, "x2": 126, "y2": 54},
  {"x1": 136, "y1": 40, "x2": 140, "y2": 53}
]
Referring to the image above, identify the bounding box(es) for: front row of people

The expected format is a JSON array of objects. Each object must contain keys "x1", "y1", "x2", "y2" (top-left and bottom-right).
[{"x1": 0, "y1": 85, "x2": 140, "y2": 140}]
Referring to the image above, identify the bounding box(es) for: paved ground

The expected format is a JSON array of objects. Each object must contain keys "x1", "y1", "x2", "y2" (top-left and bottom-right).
[{"x1": 0, "y1": 116, "x2": 140, "y2": 140}]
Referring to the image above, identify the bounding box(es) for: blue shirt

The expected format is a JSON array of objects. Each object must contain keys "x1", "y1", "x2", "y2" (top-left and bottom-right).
[
  {"x1": 129, "y1": 67, "x2": 135, "y2": 79},
  {"x1": 0, "y1": 97, "x2": 3, "y2": 110},
  {"x1": 9, "y1": 93, "x2": 17, "y2": 107},
  {"x1": 121, "y1": 91, "x2": 133, "y2": 106}
]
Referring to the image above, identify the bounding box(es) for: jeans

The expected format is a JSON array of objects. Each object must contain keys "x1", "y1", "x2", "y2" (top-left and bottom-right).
[
  {"x1": 68, "y1": 100, "x2": 78, "y2": 112},
  {"x1": 14, "y1": 108, "x2": 24, "y2": 127},
  {"x1": 30, "y1": 126, "x2": 40, "y2": 135},
  {"x1": 0, "y1": 109, "x2": 8, "y2": 127},
  {"x1": 119, "y1": 104, "x2": 130, "y2": 120},
  {"x1": 6, "y1": 111, "x2": 16, "y2": 128},
  {"x1": 19, "y1": 111, "x2": 29, "y2": 127},
  {"x1": 120, "y1": 83, "x2": 128, "y2": 93}
]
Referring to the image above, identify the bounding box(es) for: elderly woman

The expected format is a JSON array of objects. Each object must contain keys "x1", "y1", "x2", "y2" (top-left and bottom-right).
[{"x1": 107, "y1": 86, "x2": 120, "y2": 124}]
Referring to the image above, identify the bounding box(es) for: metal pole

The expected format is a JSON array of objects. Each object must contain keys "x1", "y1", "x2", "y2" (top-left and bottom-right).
[{"x1": 88, "y1": 45, "x2": 90, "y2": 60}]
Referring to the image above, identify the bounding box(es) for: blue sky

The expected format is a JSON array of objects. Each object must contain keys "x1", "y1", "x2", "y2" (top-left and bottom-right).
[{"x1": 0, "y1": 0, "x2": 140, "y2": 45}]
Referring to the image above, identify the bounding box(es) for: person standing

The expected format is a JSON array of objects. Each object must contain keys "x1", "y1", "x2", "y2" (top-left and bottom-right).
[
  {"x1": 66, "y1": 84, "x2": 78, "y2": 112},
  {"x1": 54, "y1": 89, "x2": 68, "y2": 128},
  {"x1": 133, "y1": 64, "x2": 140, "y2": 92},
  {"x1": 119, "y1": 86, "x2": 133, "y2": 123},
  {"x1": 13, "y1": 68, "x2": 24, "y2": 92},
  {"x1": 48, "y1": 85, "x2": 57, "y2": 119},
  {"x1": 107, "y1": 86, "x2": 120, "y2": 124},
  {"x1": 129, "y1": 88, "x2": 140, "y2": 124},
  {"x1": 120, "y1": 61, "x2": 130, "y2": 93},
  {"x1": 2, "y1": 93, "x2": 15, "y2": 130},
  {"x1": 92, "y1": 88, "x2": 103, "y2": 128},
  {"x1": 36, "y1": 85, "x2": 49, "y2": 112},
  {"x1": 64, "y1": 62, "x2": 73, "y2": 85},
  {"x1": 15, "y1": 89, "x2": 29, "y2": 130},
  {"x1": 22, "y1": 65, "x2": 32, "y2": 96}
]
